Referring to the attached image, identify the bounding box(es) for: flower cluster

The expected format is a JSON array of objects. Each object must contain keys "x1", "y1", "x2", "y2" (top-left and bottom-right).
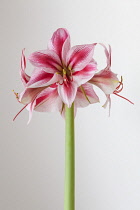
[{"x1": 14, "y1": 28, "x2": 133, "y2": 123}]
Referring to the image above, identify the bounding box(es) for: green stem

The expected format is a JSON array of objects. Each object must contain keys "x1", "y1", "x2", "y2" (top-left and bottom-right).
[{"x1": 64, "y1": 103, "x2": 75, "y2": 210}]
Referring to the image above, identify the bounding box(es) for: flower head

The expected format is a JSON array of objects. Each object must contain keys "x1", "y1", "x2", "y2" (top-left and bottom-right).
[
  {"x1": 14, "y1": 28, "x2": 99, "y2": 122},
  {"x1": 14, "y1": 29, "x2": 133, "y2": 122}
]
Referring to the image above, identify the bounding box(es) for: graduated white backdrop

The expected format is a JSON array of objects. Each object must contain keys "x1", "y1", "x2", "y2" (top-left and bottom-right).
[{"x1": 0, "y1": 0, "x2": 140, "y2": 210}]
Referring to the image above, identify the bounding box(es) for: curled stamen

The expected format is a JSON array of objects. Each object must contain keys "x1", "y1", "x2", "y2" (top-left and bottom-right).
[
  {"x1": 116, "y1": 76, "x2": 123, "y2": 89},
  {"x1": 115, "y1": 83, "x2": 123, "y2": 93},
  {"x1": 113, "y1": 76, "x2": 134, "y2": 104},
  {"x1": 114, "y1": 76, "x2": 123, "y2": 93}
]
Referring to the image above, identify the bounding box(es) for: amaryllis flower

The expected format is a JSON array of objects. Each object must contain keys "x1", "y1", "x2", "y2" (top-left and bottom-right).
[
  {"x1": 89, "y1": 44, "x2": 134, "y2": 113},
  {"x1": 24, "y1": 28, "x2": 97, "y2": 107},
  {"x1": 14, "y1": 29, "x2": 133, "y2": 123},
  {"x1": 13, "y1": 49, "x2": 99, "y2": 123},
  {"x1": 13, "y1": 28, "x2": 99, "y2": 122}
]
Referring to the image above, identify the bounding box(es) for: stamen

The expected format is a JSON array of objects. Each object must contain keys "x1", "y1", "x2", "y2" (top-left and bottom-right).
[
  {"x1": 113, "y1": 92, "x2": 134, "y2": 104},
  {"x1": 115, "y1": 76, "x2": 123, "y2": 93},
  {"x1": 13, "y1": 90, "x2": 20, "y2": 102},
  {"x1": 13, "y1": 90, "x2": 18, "y2": 98},
  {"x1": 63, "y1": 69, "x2": 66, "y2": 75},
  {"x1": 80, "y1": 86, "x2": 91, "y2": 103},
  {"x1": 13, "y1": 104, "x2": 28, "y2": 121},
  {"x1": 113, "y1": 76, "x2": 134, "y2": 104}
]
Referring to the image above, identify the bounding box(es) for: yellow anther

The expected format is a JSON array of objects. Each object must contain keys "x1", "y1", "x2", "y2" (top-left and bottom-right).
[
  {"x1": 68, "y1": 66, "x2": 72, "y2": 71},
  {"x1": 63, "y1": 69, "x2": 66, "y2": 75},
  {"x1": 13, "y1": 90, "x2": 19, "y2": 99}
]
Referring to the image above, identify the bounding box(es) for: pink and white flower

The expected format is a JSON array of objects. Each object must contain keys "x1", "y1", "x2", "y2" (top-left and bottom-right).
[
  {"x1": 14, "y1": 28, "x2": 99, "y2": 122},
  {"x1": 14, "y1": 29, "x2": 133, "y2": 122},
  {"x1": 25, "y1": 28, "x2": 97, "y2": 107}
]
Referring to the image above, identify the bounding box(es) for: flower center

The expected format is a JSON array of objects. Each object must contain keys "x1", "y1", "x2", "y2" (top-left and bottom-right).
[
  {"x1": 63, "y1": 67, "x2": 72, "y2": 78},
  {"x1": 58, "y1": 67, "x2": 73, "y2": 85}
]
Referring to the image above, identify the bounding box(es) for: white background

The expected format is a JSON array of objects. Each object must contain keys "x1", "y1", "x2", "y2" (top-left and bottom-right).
[{"x1": 0, "y1": 0, "x2": 140, "y2": 209}]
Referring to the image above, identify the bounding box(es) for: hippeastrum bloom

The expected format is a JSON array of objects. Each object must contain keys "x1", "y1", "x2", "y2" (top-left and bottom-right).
[
  {"x1": 14, "y1": 29, "x2": 133, "y2": 122},
  {"x1": 13, "y1": 49, "x2": 99, "y2": 123},
  {"x1": 25, "y1": 28, "x2": 97, "y2": 108},
  {"x1": 13, "y1": 28, "x2": 99, "y2": 122}
]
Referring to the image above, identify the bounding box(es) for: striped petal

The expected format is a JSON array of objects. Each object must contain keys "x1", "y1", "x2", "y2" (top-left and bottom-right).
[
  {"x1": 73, "y1": 62, "x2": 97, "y2": 86},
  {"x1": 57, "y1": 81, "x2": 77, "y2": 108},
  {"x1": 19, "y1": 87, "x2": 45, "y2": 104},
  {"x1": 89, "y1": 70, "x2": 119, "y2": 94},
  {"x1": 66, "y1": 44, "x2": 96, "y2": 71},
  {"x1": 28, "y1": 50, "x2": 62, "y2": 73},
  {"x1": 34, "y1": 87, "x2": 62, "y2": 112},
  {"x1": 75, "y1": 83, "x2": 99, "y2": 108},
  {"x1": 27, "y1": 68, "x2": 53, "y2": 88},
  {"x1": 48, "y1": 28, "x2": 70, "y2": 60},
  {"x1": 62, "y1": 35, "x2": 71, "y2": 65},
  {"x1": 27, "y1": 68, "x2": 61, "y2": 88}
]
